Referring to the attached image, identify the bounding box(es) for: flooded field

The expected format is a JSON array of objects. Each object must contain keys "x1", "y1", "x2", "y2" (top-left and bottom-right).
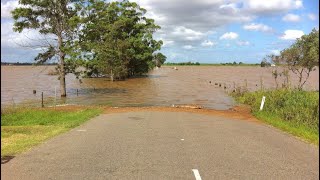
[{"x1": 1, "y1": 65, "x2": 319, "y2": 110}]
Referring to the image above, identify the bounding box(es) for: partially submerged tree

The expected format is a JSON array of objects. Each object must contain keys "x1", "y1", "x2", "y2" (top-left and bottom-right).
[
  {"x1": 277, "y1": 28, "x2": 319, "y2": 90},
  {"x1": 153, "y1": 52, "x2": 167, "y2": 68},
  {"x1": 260, "y1": 57, "x2": 271, "y2": 67},
  {"x1": 80, "y1": 0, "x2": 164, "y2": 80},
  {"x1": 12, "y1": 0, "x2": 82, "y2": 97}
]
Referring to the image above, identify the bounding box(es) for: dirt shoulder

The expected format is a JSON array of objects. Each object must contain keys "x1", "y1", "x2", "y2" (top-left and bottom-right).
[
  {"x1": 44, "y1": 104, "x2": 259, "y2": 123},
  {"x1": 100, "y1": 105, "x2": 260, "y2": 123}
]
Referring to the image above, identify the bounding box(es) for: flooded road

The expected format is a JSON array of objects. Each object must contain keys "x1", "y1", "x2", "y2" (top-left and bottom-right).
[{"x1": 1, "y1": 65, "x2": 319, "y2": 110}]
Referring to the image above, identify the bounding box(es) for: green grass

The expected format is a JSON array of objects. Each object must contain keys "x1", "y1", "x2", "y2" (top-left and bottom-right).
[
  {"x1": 1, "y1": 107, "x2": 102, "y2": 156},
  {"x1": 232, "y1": 89, "x2": 319, "y2": 145}
]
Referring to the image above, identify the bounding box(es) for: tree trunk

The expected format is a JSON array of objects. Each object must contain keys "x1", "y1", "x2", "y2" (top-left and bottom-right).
[
  {"x1": 60, "y1": 57, "x2": 66, "y2": 97},
  {"x1": 58, "y1": 34, "x2": 67, "y2": 97}
]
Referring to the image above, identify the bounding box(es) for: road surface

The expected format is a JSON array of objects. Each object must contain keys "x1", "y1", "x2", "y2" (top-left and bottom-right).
[{"x1": 1, "y1": 111, "x2": 319, "y2": 179}]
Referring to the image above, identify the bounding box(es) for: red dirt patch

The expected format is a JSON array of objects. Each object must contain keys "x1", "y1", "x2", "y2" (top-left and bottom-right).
[
  {"x1": 42, "y1": 104, "x2": 259, "y2": 123},
  {"x1": 101, "y1": 105, "x2": 260, "y2": 123}
]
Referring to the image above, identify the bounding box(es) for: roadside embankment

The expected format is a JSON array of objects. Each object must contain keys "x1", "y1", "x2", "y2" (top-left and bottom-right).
[
  {"x1": 1, "y1": 106, "x2": 102, "y2": 157},
  {"x1": 231, "y1": 89, "x2": 319, "y2": 145}
]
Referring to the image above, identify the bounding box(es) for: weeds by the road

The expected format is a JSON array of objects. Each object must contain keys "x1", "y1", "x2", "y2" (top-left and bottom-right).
[
  {"x1": 232, "y1": 89, "x2": 319, "y2": 145},
  {"x1": 1, "y1": 106, "x2": 102, "y2": 156}
]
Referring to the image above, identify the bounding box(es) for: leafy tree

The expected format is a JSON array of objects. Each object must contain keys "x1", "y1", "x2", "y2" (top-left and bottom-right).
[
  {"x1": 260, "y1": 58, "x2": 271, "y2": 67},
  {"x1": 277, "y1": 28, "x2": 319, "y2": 90},
  {"x1": 153, "y1": 53, "x2": 167, "y2": 67},
  {"x1": 12, "y1": 0, "x2": 82, "y2": 97},
  {"x1": 80, "y1": 0, "x2": 163, "y2": 80}
]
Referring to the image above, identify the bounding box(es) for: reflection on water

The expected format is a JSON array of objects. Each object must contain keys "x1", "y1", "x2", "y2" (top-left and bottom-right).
[{"x1": 1, "y1": 66, "x2": 319, "y2": 110}]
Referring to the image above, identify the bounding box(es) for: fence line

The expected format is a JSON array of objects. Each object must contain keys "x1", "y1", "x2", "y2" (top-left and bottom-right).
[{"x1": 2, "y1": 76, "x2": 318, "y2": 109}]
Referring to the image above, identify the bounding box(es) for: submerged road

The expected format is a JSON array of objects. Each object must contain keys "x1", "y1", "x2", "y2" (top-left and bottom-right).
[{"x1": 1, "y1": 111, "x2": 319, "y2": 179}]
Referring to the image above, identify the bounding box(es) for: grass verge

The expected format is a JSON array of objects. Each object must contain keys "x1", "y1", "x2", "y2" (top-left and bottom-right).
[
  {"x1": 231, "y1": 89, "x2": 319, "y2": 145},
  {"x1": 1, "y1": 106, "x2": 102, "y2": 156}
]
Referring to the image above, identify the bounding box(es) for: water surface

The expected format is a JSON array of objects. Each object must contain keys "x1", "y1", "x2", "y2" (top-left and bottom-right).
[{"x1": 1, "y1": 65, "x2": 318, "y2": 110}]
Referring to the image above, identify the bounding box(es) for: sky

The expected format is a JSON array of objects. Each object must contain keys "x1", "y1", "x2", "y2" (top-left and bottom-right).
[{"x1": 1, "y1": 0, "x2": 319, "y2": 63}]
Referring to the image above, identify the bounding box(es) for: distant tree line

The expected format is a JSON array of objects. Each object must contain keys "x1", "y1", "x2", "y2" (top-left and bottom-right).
[
  {"x1": 221, "y1": 61, "x2": 243, "y2": 65},
  {"x1": 220, "y1": 62, "x2": 260, "y2": 66},
  {"x1": 165, "y1": 61, "x2": 200, "y2": 65}
]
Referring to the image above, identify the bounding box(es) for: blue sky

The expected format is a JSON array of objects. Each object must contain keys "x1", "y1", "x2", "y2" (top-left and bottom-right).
[{"x1": 1, "y1": 0, "x2": 319, "y2": 63}]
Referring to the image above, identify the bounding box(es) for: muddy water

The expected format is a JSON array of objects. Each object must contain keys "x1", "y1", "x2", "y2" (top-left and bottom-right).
[{"x1": 1, "y1": 65, "x2": 319, "y2": 110}]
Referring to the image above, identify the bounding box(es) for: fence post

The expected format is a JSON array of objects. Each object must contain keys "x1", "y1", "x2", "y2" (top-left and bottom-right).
[
  {"x1": 12, "y1": 97, "x2": 15, "y2": 108},
  {"x1": 55, "y1": 86, "x2": 57, "y2": 108},
  {"x1": 260, "y1": 76, "x2": 264, "y2": 91},
  {"x1": 245, "y1": 79, "x2": 248, "y2": 90},
  {"x1": 41, "y1": 92, "x2": 44, "y2": 108}
]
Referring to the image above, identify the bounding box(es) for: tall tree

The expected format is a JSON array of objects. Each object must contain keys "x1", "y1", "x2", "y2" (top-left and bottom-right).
[
  {"x1": 277, "y1": 28, "x2": 319, "y2": 90},
  {"x1": 80, "y1": 0, "x2": 163, "y2": 80},
  {"x1": 12, "y1": 0, "x2": 81, "y2": 97}
]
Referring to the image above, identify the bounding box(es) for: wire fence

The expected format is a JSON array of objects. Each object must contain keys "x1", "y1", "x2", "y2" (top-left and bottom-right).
[
  {"x1": 1, "y1": 88, "x2": 96, "y2": 109},
  {"x1": 1, "y1": 78, "x2": 264, "y2": 109},
  {"x1": 1, "y1": 75, "x2": 319, "y2": 111}
]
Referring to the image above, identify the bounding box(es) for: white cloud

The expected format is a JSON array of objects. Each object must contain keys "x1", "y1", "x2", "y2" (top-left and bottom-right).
[
  {"x1": 219, "y1": 3, "x2": 238, "y2": 14},
  {"x1": 201, "y1": 40, "x2": 216, "y2": 47},
  {"x1": 1, "y1": 0, "x2": 19, "y2": 18},
  {"x1": 282, "y1": 13, "x2": 300, "y2": 22},
  {"x1": 308, "y1": 13, "x2": 317, "y2": 21},
  {"x1": 244, "y1": 0, "x2": 303, "y2": 14},
  {"x1": 243, "y1": 23, "x2": 273, "y2": 32},
  {"x1": 162, "y1": 40, "x2": 174, "y2": 47},
  {"x1": 183, "y1": 45, "x2": 194, "y2": 49},
  {"x1": 172, "y1": 26, "x2": 206, "y2": 41},
  {"x1": 280, "y1": 30, "x2": 304, "y2": 40},
  {"x1": 237, "y1": 41, "x2": 250, "y2": 46},
  {"x1": 1, "y1": 21, "x2": 57, "y2": 48},
  {"x1": 157, "y1": 37, "x2": 174, "y2": 47},
  {"x1": 220, "y1": 32, "x2": 238, "y2": 40},
  {"x1": 130, "y1": 0, "x2": 253, "y2": 47},
  {"x1": 270, "y1": 49, "x2": 280, "y2": 56}
]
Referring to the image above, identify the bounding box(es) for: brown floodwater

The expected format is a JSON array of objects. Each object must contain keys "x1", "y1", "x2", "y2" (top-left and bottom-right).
[{"x1": 1, "y1": 65, "x2": 319, "y2": 110}]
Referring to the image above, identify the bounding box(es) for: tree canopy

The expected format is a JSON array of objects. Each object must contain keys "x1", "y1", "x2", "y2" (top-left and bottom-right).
[
  {"x1": 272, "y1": 28, "x2": 319, "y2": 90},
  {"x1": 12, "y1": 0, "x2": 82, "y2": 96},
  {"x1": 12, "y1": 0, "x2": 166, "y2": 98},
  {"x1": 79, "y1": 0, "x2": 165, "y2": 80}
]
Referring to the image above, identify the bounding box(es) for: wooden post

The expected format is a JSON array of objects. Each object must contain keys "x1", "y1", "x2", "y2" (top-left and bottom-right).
[
  {"x1": 41, "y1": 92, "x2": 44, "y2": 108},
  {"x1": 245, "y1": 79, "x2": 248, "y2": 89},
  {"x1": 55, "y1": 86, "x2": 57, "y2": 108},
  {"x1": 12, "y1": 97, "x2": 15, "y2": 108},
  {"x1": 260, "y1": 76, "x2": 264, "y2": 91}
]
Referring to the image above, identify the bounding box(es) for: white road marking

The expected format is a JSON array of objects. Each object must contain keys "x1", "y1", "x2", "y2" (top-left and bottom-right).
[
  {"x1": 77, "y1": 129, "x2": 87, "y2": 132},
  {"x1": 192, "y1": 169, "x2": 202, "y2": 180}
]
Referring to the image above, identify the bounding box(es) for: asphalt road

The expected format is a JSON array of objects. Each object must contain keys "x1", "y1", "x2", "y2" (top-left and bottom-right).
[{"x1": 1, "y1": 111, "x2": 319, "y2": 179}]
